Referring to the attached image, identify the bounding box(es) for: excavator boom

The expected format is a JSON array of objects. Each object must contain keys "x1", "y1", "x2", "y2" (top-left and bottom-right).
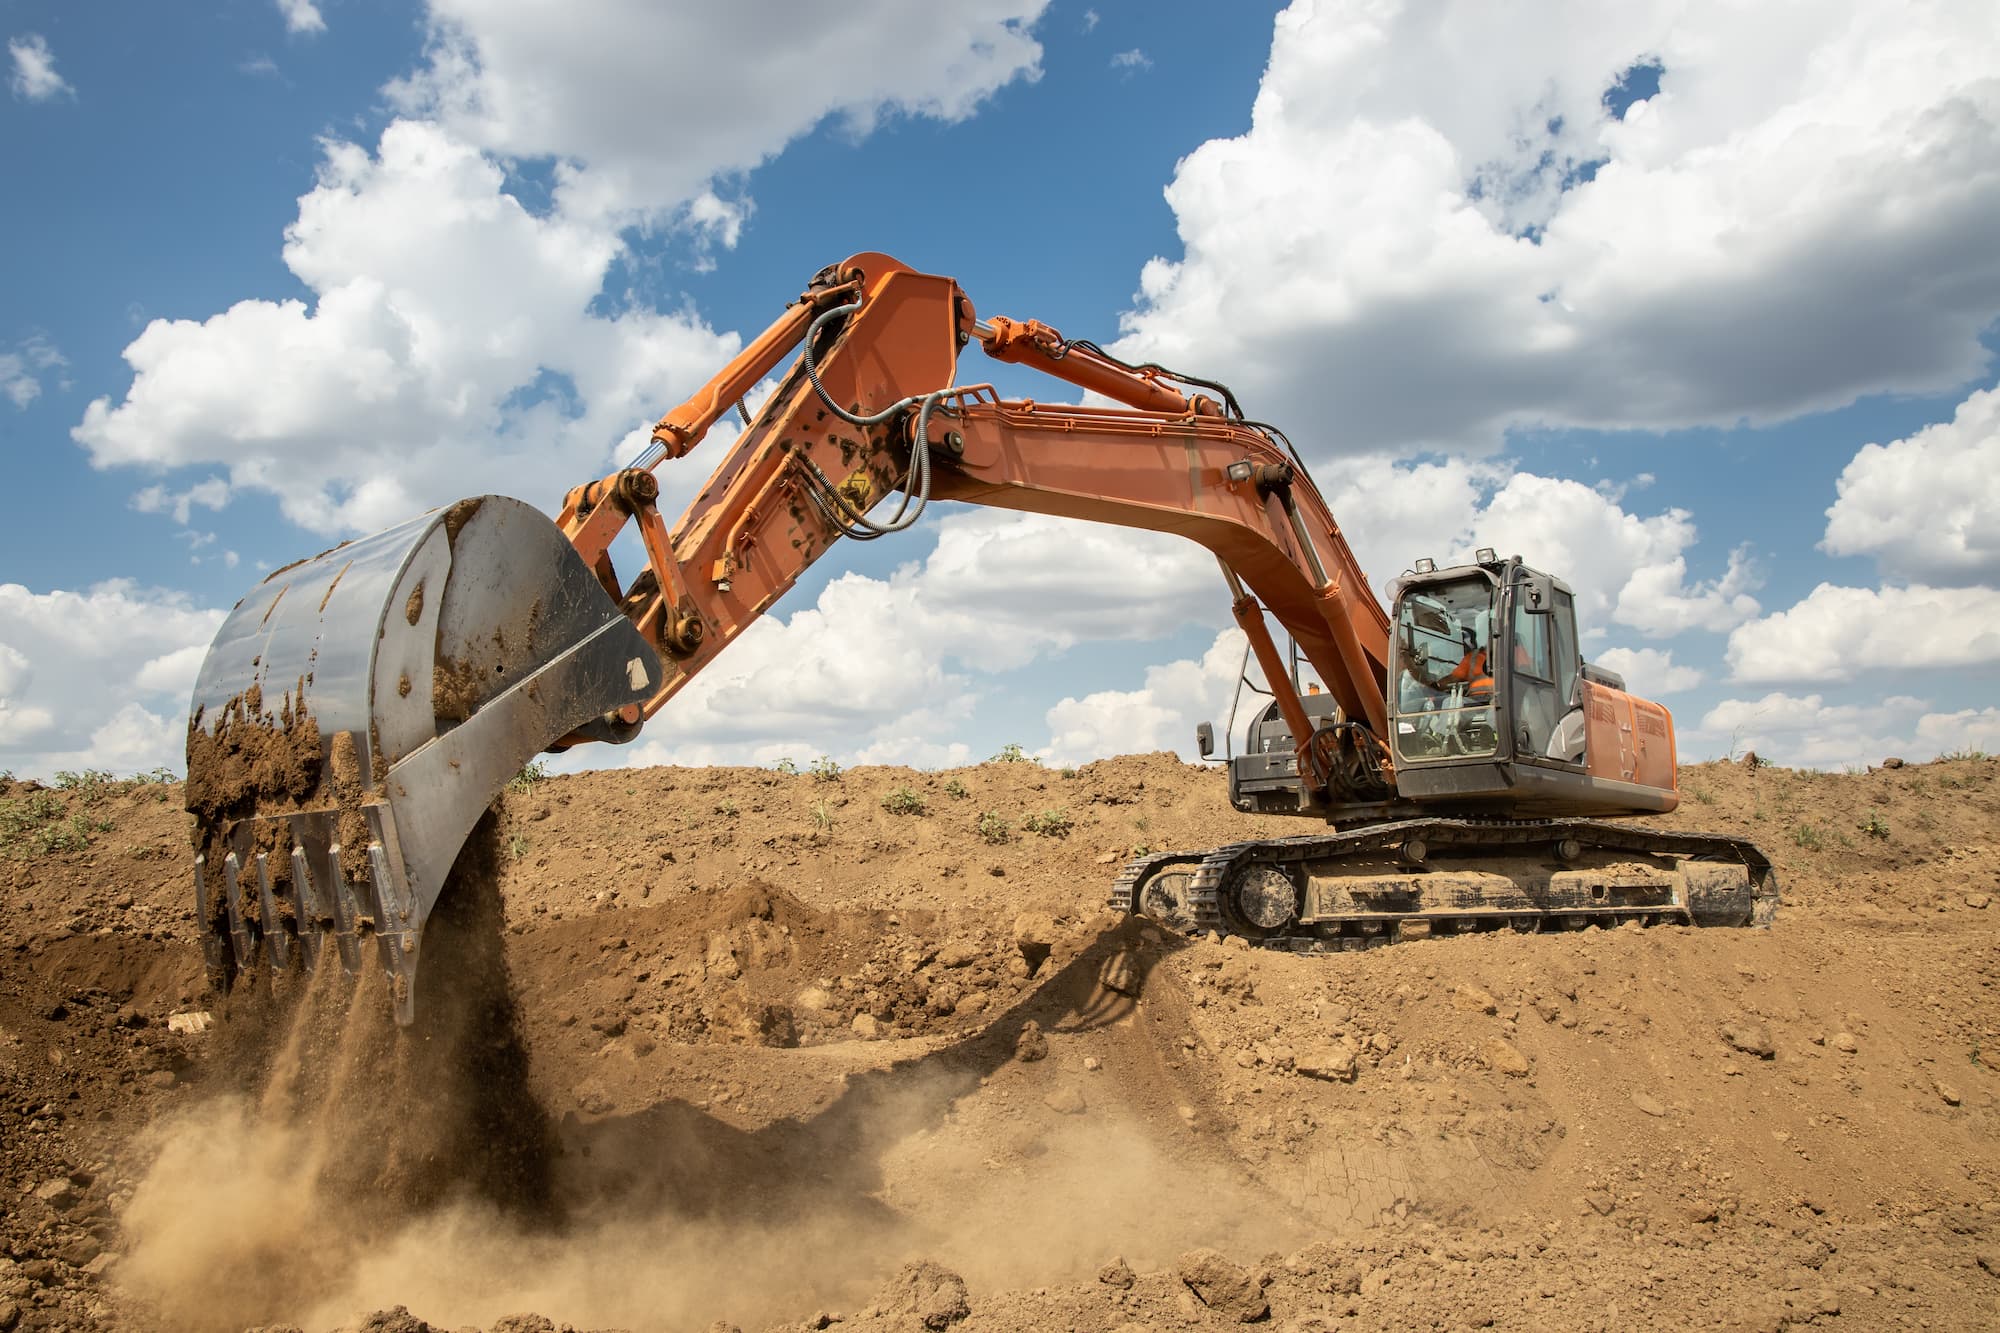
[{"x1": 185, "y1": 251, "x2": 1773, "y2": 1018}]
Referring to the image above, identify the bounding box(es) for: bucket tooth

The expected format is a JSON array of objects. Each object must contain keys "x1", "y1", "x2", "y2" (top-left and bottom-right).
[
  {"x1": 220, "y1": 853, "x2": 258, "y2": 973},
  {"x1": 254, "y1": 852, "x2": 292, "y2": 970},
  {"x1": 192, "y1": 855, "x2": 230, "y2": 992},
  {"x1": 368, "y1": 839, "x2": 415, "y2": 935},
  {"x1": 328, "y1": 845, "x2": 365, "y2": 976},
  {"x1": 289, "y1": 844, "x2": 327, "y2": 974},
  {"x1": 368, "y1": 842, "x2": 421, "y2": 1024}
]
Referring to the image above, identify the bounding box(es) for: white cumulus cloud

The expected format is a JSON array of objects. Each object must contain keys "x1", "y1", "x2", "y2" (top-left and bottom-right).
[
  {"x1": 275, "y1": 0, "x2": 325, "y2": 35},
  {"x1": 73, "y1": 121, "x2": 740, "y2": 535},
  {"x1": 1689, "y1": 691, "x2": 1930, "y2": 769},
  {"x1": 1822, "y1": 380, "x2": 2000, "y2": 585},
  {"x1": 9, "y1": 33, "x2": 71, "y2": 101},
  {"x1": 1688, "y1": 692, "x2": 2000, "y2": 769},
  {"x1": 386, "y1": 0, "x2": 1050, "y2": 221},
  {"x1": 1041, "y1": 629, "x2": 1248, "y2": 766},
  {"x1": 0, "y1": 335, "x2": 67, "y2": 408},
  {"x1": 1112, "y1": 0, "x2": 2000, "y2": 453},
  {"x1": 1913, "y1": 708, "x2": 2000, "y2": 757},
  {"x1": 1592, "y1": 646, "x2": 1702, "y2": 694},
  {"x1": 0, "y1": 582, "x2": 227, "y2": 778},
  {"x1": 132, "y1": 476, "x2": 231, "y2": 526},
  {"x1": 1726, "y1": 582, "x2": 2000, "y2": 684}
]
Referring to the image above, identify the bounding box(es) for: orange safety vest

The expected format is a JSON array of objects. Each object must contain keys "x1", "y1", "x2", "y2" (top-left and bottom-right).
[{"x1": 1447, "y1": 646, "x2": 1493, "y2": 696}]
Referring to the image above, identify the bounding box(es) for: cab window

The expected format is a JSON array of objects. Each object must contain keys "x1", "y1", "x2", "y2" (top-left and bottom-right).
[
  {"x1": 1551, "y1": 589, "x2": 1578, "y2": 696},
  {"x1": 1392, "y1": 576, "x2": 1499, "y2": 762},
  {"x1": 1511, "y1": 594, "x2": 1552, "y2": 680}
]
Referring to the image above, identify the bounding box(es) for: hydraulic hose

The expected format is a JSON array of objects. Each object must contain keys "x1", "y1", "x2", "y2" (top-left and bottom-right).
[{"x1": 800, "y1": 300, "x2": 949, "y2": 538}]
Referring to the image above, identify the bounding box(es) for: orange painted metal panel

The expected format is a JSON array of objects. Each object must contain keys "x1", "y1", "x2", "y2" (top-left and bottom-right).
[{"x1": 1579, "y1": 679, "x2": 1679, "y2": 801}]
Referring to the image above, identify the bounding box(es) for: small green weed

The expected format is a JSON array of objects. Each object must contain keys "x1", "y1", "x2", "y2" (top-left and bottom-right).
[
  {"x1": 880, "y1": 786, "x2": 926, "y2": 816},
  {"x1": 943, "y1": 778, "x2": 970, "y2": 800},
  {"x1": 1858, "y1": 813, "x2": 1890, "y2": 840},
  {"x1": 977, "y1": 810, "x2": 1011, "y2": 844},
  {"x1": 1688, "y1": 784, "x2": 1716, "y2": 805},
  {"x1": 812, "y1": 802, "x2": 834, "y2": 831},
  {"x1": 992, "y1": 743, "x2": 1035, "y2": 764},
  {"x1": 774, "y1": 757, "x2": 799, "y2": 775},
  {"x1": 810, "y1": 756, "x2": 843, "y2": 783},
  {"x1": 507, "y1": 759, "x2": 550, "y2": 793},
  {"x1": 1793, "y1": 823, "x2": 1823, "y2": 852},
  {"x1": 2, "y1": 791, "x2": 114, "y2": 857},
  {"x1": 1022, "y1": 807, "x2": 1074, "y2": 839},
  {"x1": 715, "y1": 797, "x2": 740, "y2": 816},
  {"x1": 53, "y1": 770, "x2": 117, "y2": 809}
]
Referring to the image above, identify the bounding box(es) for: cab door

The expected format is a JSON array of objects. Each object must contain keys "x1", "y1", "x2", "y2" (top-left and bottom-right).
[{"x1": 1508, "y1": 583, "x2": 1580, "y2": 765}]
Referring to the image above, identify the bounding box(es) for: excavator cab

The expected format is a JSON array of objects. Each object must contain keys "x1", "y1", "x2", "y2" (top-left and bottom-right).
[
  {"x1": 1209, "y1": 553, "x2": 1679, "y2": 821},
  {"x1": 1385, "y1": 554, "x2": 1678, "y2": 816}
]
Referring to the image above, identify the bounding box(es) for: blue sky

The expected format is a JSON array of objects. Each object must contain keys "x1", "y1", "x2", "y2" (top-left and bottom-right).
[{"x1": 3, "y1": 0, "x2": 1997, "y2": 779}]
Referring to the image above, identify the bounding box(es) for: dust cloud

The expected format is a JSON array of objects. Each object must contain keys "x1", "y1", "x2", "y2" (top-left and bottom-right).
[{"x1": 113, "y1": 816, "x2": 1298, "y2": 1332}]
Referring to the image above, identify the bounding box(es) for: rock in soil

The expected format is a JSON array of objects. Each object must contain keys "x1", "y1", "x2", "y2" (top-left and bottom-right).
[
  {"x1": 1176, "y1": 1248, "x2": 1269, "y2": 1322},
  {"x1": 868, "y1": 1261, "x2": 970, "y2": 1330}
]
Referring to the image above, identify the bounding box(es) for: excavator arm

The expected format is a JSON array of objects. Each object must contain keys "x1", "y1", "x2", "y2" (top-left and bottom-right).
[{"x1": 560, "y1": 252, "x2": 1392, "y2": 797}]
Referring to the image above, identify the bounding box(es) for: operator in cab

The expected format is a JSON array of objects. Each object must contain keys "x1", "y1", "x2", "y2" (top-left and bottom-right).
[
  {"x1": 1410, "y1": 623, "x2": 1495, "y2": 698},
  {"x1": 1416, "y1": 608, "x2": 1496, "y2": 696}
]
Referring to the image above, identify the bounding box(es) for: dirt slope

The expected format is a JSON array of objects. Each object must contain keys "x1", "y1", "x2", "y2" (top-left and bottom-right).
[{"x1": 2, "y1": 754, "x2": 1997, "y2": 1332}]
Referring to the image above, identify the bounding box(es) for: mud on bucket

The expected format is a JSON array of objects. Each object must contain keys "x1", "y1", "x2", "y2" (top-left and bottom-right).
[{"x1": 184, "y1": 495, "x2": 661, "y2": 1022}]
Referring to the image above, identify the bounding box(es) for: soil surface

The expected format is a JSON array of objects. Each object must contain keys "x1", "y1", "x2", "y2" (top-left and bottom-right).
[{"x1": 2, "y1": 752, "x2": 1998, "y2": 1332}]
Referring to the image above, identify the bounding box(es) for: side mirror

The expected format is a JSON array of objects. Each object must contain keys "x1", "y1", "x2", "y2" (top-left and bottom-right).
[
  {"x1": 1196, "y1": 721, "x2": 1215, "y2": 759},
  {"x1": 1520, "y1": 570, "x2": 1556, "y2": 614}
]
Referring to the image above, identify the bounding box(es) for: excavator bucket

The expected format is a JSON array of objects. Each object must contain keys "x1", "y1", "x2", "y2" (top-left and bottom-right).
[{"x1": 185, "y1": 495, "x2": 661, "y2": 1022}]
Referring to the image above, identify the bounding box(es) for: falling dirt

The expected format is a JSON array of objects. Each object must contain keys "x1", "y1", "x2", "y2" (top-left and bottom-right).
[
  {"x1": 110, "y1": 813, "x2": 556, "y2": 1331},
  {"x1": 2, "y1": 753, "x2": 1998, "y2": 1332}
]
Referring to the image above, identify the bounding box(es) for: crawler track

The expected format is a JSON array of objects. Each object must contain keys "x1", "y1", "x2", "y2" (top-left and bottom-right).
[{"x1": 1112, "y1": 818, "x2": 1778, "y2": 948}]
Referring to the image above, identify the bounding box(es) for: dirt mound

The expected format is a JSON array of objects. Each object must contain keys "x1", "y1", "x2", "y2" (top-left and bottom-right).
[{"x1": 1, "y1": 753, "x2": 1998, "y2": 1331}]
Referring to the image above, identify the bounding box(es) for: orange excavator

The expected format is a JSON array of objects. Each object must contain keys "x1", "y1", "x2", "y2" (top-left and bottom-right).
[{"x1": 185, "y1": 253, "x2": 1776, "y2": 1021}]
